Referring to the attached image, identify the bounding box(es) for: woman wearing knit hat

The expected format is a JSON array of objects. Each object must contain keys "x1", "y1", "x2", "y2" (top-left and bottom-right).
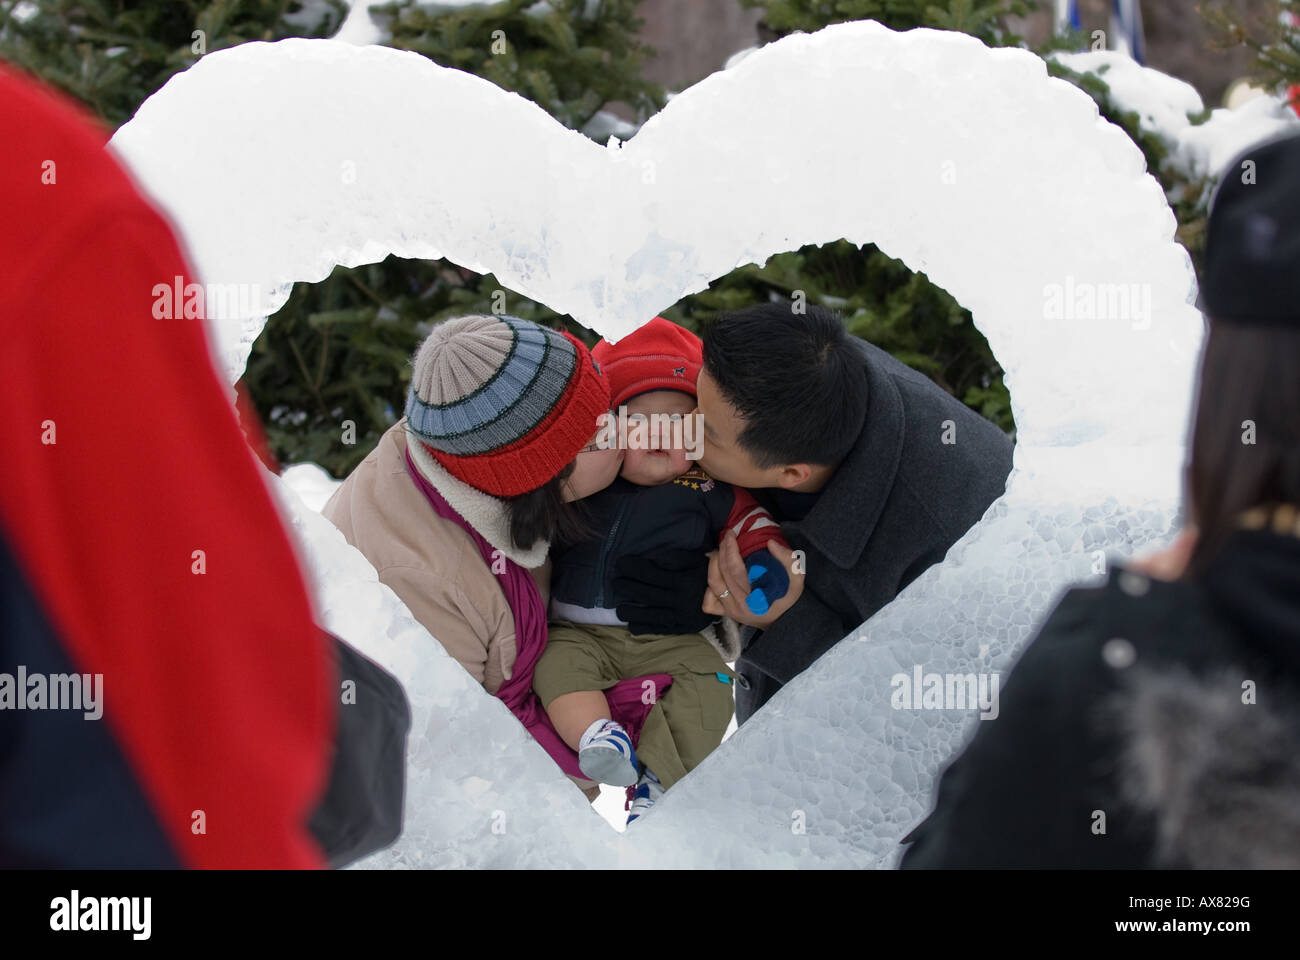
[
  {"x1": 901, "y1": 132, "x2": 1300, "y2": 868},
  {"x1": 322, "y1": 314, "x2": 629, "y2": 802}
]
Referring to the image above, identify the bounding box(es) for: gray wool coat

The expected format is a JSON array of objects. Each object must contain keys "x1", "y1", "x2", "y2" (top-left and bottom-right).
[{"x1": 735, "y1": 337, "x2": 1015, "y2": 723}]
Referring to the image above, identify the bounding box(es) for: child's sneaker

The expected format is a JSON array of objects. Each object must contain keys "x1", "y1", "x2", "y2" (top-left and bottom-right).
[
  {"x1": 577, "y1": 719, "x2": 639, "y2": 786},
  {"x1": 625, "y1": 769, "x2": 664, "y2": 825}
]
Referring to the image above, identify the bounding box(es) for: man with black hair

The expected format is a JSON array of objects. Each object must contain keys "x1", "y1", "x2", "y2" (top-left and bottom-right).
[{"x1": 620, "y1": 302, "x2": 1015, "y2": 723}]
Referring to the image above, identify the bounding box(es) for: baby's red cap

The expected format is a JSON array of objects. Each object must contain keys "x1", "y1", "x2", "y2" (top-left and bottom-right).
[{"x1": 592, "y1": 317, "x2": 703, "y2": 410}]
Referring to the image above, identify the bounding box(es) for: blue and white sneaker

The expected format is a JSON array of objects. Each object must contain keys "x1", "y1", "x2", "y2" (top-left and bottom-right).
[
  {"x1": 577, "y1": 720, "x2": 640, "y2": 787},
  {"x1": 625, "y1": 769, "x2": 664, "y2": 825}
]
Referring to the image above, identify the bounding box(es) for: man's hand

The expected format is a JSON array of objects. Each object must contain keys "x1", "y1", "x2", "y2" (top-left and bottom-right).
[{"x1": 703, "y1": 532, "x2": 805, "y2": 628}]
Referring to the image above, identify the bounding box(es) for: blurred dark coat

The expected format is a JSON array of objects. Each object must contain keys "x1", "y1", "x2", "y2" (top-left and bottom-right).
[{"x1": 900, "y1": 510, "x2": 1300, "y2": 868}]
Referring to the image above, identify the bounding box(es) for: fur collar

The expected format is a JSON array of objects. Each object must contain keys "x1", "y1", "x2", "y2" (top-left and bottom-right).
[
  {"x1": 1112, "y1": 665, "x2": 1300, "y2": 868},
  {"x1": 702, "y1": 618, "x2": 743, "y2": 663},
  {"x1": 404, "y1": 426, "x2": 550, "y2": 569}
]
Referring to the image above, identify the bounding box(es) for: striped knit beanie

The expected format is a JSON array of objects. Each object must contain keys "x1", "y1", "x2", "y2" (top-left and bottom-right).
[{"x1": 404, "y1": 315, "x2": 609, "y2": 497}]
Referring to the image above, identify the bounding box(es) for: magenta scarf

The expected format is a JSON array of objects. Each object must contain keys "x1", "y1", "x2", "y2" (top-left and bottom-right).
[{"x1": 404, "y1": 445, "x2": 669, "y2": 782}]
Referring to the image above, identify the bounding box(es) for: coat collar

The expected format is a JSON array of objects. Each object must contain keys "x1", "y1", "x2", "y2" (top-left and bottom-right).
[
  {"x1": 402, "y1": 423, "x2": 551, "y2": 569},
  {"x1": 779, "y1": 339, "x2": 905, "y2": 569}
]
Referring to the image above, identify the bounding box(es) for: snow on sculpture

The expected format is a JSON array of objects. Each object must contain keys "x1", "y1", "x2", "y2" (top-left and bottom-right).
[{"x1": 110, "y1": 21, "x2": 1203, "y2": 867}]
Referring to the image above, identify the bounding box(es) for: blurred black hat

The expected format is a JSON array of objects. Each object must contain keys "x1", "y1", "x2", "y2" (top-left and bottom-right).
[{"x1": 1201, "y1": 130, "x2": 1300, "y2": 327}]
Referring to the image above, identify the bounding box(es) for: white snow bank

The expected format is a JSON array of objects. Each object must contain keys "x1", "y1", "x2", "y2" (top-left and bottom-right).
[
  {"x1": 1049, "y1": 50, "x2": 1300, "y2": 181},
  {"x1": 333, "y1": 0, "x2": 385, "y2": 46},
  {"x1": 725, "y1": 46, "x2": 758, "y2": 70},
  {"x1": 1176, "y1": 93, "x2": 1300, "y2": 180},
  {"x1": 581, "y1": 109, "x2": 641, "y2": 144},
  {"x1": 279, "y1": 462, "x2": 343, "y2": 513},
  {"x1": 112, "y1": 23, "x2": 1200, "y2": 867},
  {"x1": 1051, "y1": 50, "x2": 1204, "y2": 138}
]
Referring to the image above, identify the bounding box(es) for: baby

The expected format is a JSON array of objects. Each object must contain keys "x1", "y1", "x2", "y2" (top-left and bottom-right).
[{"x1": 533, "y1": 318, "x2": 791, "y2": 823}]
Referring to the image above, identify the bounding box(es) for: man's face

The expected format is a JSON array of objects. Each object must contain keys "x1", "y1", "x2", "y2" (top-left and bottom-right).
[{"x1": 694, "y1": 369, "x2": 791, "y2": 489}]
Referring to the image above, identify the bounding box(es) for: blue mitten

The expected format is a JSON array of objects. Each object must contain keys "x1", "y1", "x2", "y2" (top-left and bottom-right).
[{"x1": 743, "y1": 548, "x2": 790, "y2": 616}]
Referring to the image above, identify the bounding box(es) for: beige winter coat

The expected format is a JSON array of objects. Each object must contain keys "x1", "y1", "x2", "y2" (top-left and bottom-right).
[{"x1": 321, "y1": 420, "x2": 602, "y2": 801}]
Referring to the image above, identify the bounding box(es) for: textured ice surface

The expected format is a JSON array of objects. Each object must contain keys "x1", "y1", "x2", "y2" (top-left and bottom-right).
[{"x1": 112, "y1": 23, "x2": 1202, "y2": 867}]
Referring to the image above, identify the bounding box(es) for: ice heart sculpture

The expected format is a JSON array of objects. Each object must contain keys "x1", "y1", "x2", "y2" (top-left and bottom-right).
[{"x1": 110, "y1": 21, "x2": 1202, "y2": 867}]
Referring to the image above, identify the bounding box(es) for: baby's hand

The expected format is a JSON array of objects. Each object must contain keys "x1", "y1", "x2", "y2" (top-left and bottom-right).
[
  {"x1": 743, "y1": 548, "x2": 790, "y2": 616},
  {"x1": 704, "y1": 535, "x2": 804, "y2": 627}
]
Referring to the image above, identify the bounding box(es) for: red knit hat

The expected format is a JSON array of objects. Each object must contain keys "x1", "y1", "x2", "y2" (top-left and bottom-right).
[
  {"x1": 592, "y1": 317, "x2": 702, "y2": 410},
  {"x1": 406, "y1": 316, "x2": 610, "y2": 497}
]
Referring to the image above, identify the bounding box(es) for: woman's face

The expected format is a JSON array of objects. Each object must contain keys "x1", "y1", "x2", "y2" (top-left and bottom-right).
[{"x1": 561, "y1": 420, "x2": 624, "y2": 502}]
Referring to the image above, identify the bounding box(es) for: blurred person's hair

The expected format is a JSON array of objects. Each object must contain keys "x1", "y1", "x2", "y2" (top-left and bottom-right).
[{"x1": 1184, "y1": 320, "x2": 1300, "y2": 576}]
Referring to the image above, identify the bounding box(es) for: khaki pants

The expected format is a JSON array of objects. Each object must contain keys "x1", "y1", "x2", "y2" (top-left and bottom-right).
[{"x1": 534, "y1": 621, "x2": 735, "y2": 790}]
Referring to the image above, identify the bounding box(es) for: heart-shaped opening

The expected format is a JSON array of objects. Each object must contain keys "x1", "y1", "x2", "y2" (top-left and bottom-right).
[
  {"x1": 247, "y1": 242, "x2": 1016, "y2": 835},
  {"x1": 110, "y1": 24, "x2": 1201, "y2": 865}
]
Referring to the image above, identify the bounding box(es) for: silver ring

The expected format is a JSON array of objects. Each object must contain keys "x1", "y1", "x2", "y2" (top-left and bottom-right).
[{"x1": 717, "y1": 589, "x2": 731, "y2": 600}]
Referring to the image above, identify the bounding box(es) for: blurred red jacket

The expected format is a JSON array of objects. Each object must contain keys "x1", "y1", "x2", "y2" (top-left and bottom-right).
[{"x1": 0, "y1": 62, "x2": 332, "y2": 868}]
